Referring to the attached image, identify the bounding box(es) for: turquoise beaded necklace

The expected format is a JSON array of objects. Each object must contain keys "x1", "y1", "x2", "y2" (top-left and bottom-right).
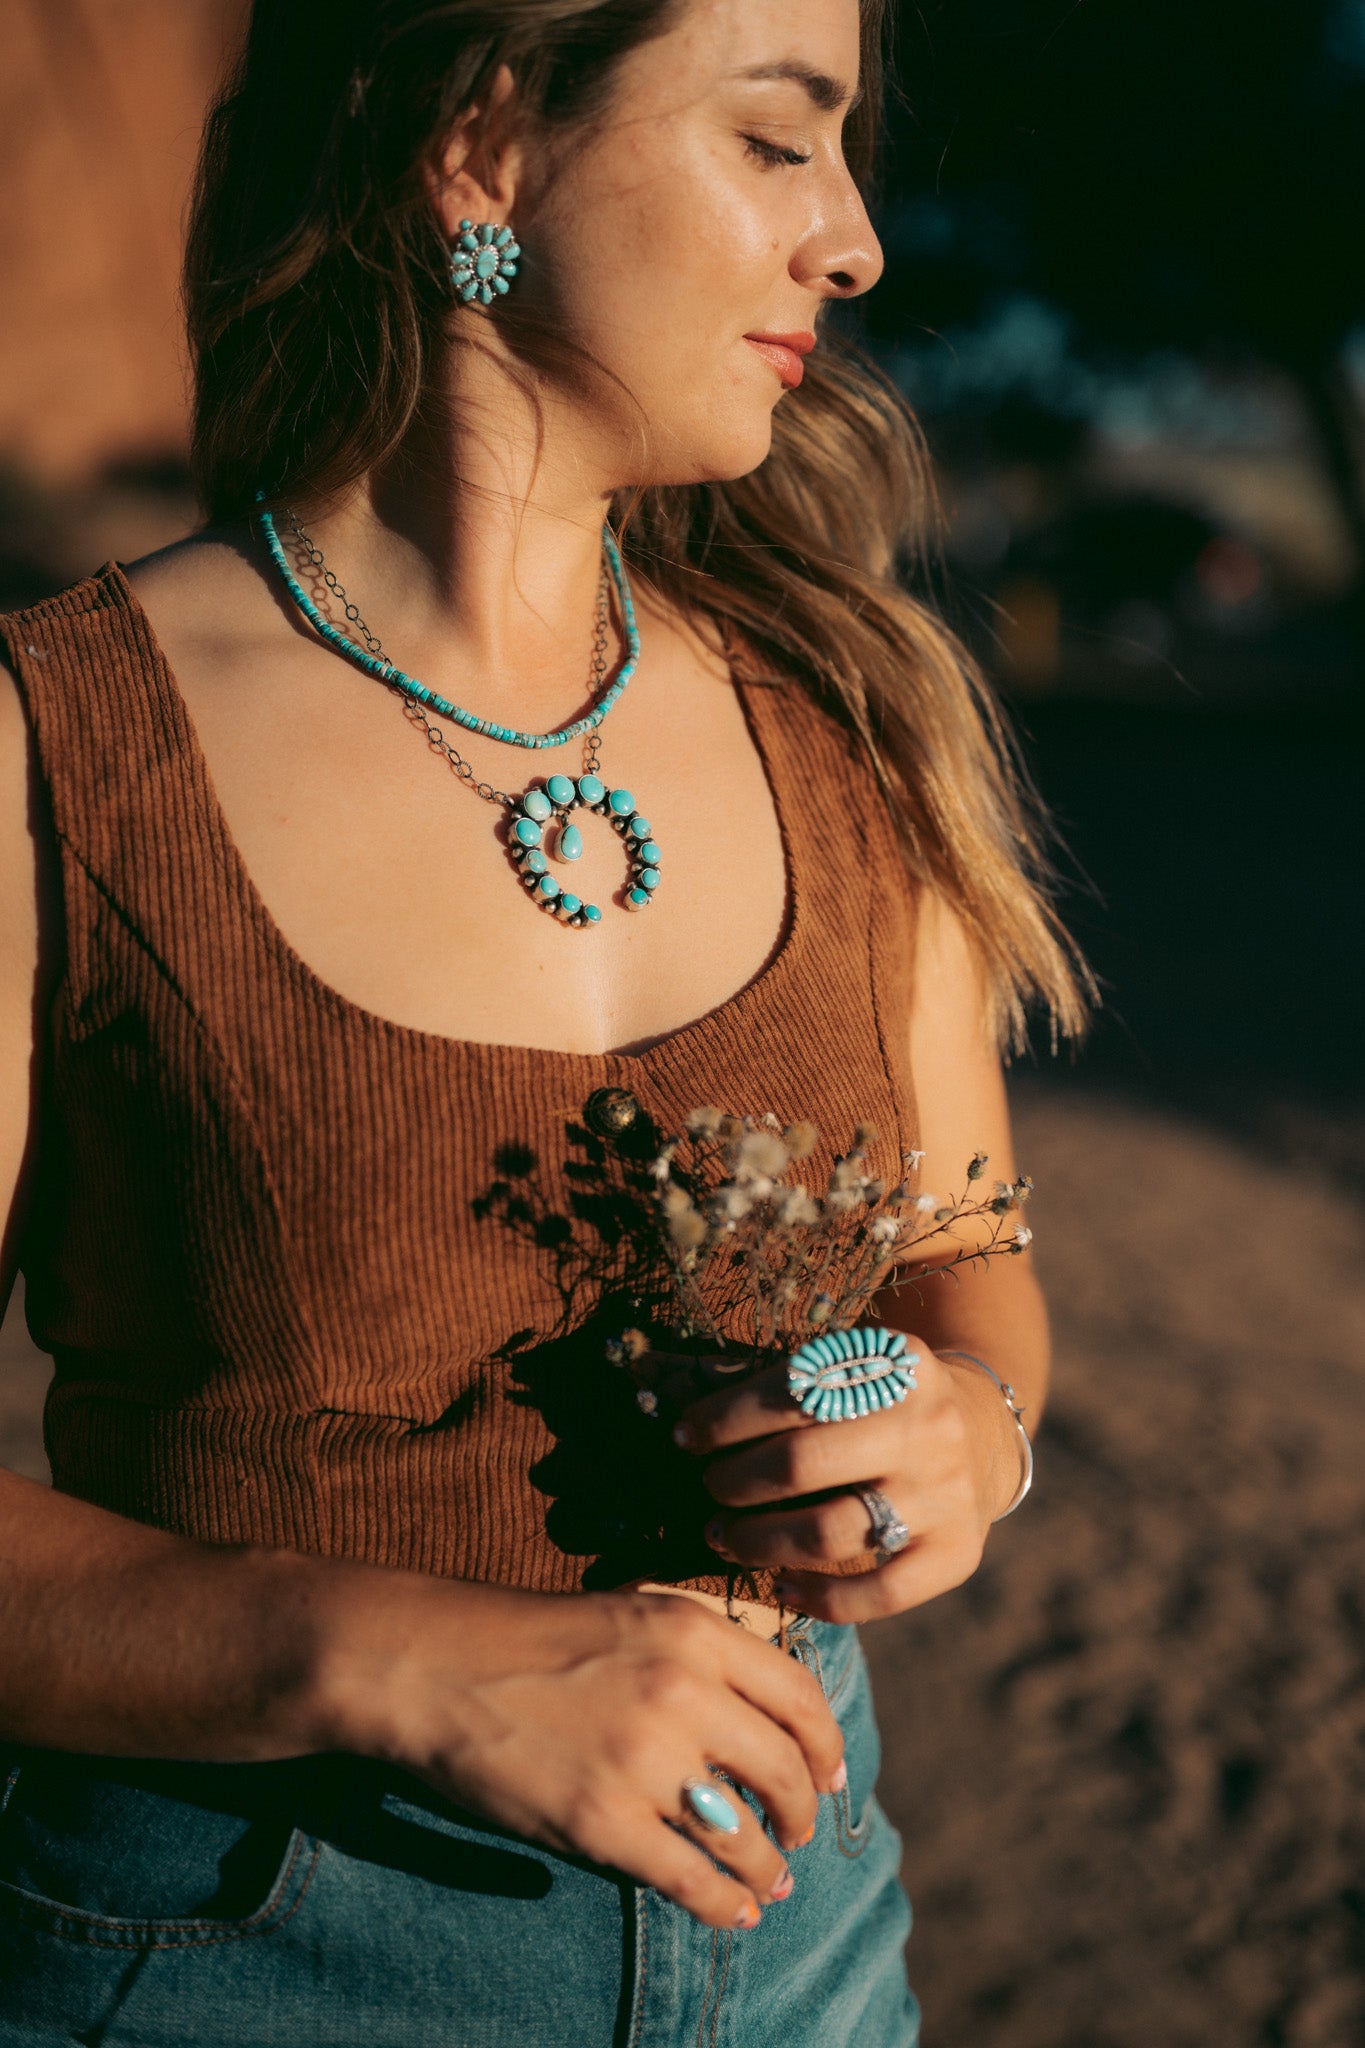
[{"x1": 254, "y1": 492, "x2": 663, "y2": 927}]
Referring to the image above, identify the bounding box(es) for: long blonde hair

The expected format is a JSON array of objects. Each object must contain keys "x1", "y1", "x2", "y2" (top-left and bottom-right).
[{"x1": 185, "y1": 0, "x2": 1092, "y2": 1050}]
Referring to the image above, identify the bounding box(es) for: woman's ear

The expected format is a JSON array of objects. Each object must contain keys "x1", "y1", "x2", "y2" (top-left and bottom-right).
[{"x1": 427, "y1": 62, "x2": 524, "y2": 236}]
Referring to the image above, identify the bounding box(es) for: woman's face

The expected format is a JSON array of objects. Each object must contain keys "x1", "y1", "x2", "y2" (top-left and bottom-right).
[{"x1": 500, "y1": 0, "x2": 883, "y2": 488}]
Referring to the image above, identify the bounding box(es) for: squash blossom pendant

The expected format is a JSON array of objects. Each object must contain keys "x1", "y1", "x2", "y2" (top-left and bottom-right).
[{"x1": 508, "y1": 776, "x2": 662, "y2": 927}]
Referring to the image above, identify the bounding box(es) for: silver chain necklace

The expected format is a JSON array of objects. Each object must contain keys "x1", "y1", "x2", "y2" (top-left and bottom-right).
[
  {"x1": 263, "y1": 501, "x2": 664, "y2": 927},
  {"x1": 285, "y1": 510, "x2": 612, "y2": 805}
]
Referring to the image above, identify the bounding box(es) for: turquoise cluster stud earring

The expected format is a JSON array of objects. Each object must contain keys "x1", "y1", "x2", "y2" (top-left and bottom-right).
[
  {"x1": 509, "y1": 774, "x2": 662, "y2": 925},
  {"x1": 785, "y1": 1327, "x2": 920, "y2": 1422},
  {"x1": 451, "y1": 219, "x2": 520, "y2": 305}
]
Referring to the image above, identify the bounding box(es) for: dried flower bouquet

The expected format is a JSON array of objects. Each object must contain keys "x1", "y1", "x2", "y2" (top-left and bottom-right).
[{"x1": 605, "y1": 1105, "x2": 1033, "y2": 1421}]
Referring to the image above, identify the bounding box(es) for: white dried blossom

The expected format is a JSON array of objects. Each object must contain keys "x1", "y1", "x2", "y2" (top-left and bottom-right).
[
  {"x1": 661, "y1": 1185, "x2": 695, "y2": 1218},
  {"x1": 736, "y1": 1131, "x2": 789, "y2": 1180},
  {"x1": 708, "y1": 1185, "x2": 754, "y2": 1223},
  {"x1": 686, "y1": 1105, "x2": 724, "y2": 1138},
  {"x1": 1012, "y1": 1224, "x2": 1034, "y2": 1250},
  {"x1": 913, "y1": 1192, "x2": 939, "y2": 1215},
  {"x1": 870, "y1": 1215, "x2": 901, "y2": 1243},
  {"x1": 902, "y1": 1148, "x2": 926, "y2": 1171},
  {"x1": 667, "y1": 1208, "x2": 707, "y2": 1250},
  {"x1": 650, "y1": 1143, "x2": 679, "y2": 1180},
  {"x1": 776, "y1": 1186, "x2": 822, "y2": 1228},
  {"x1": 826, "y1": 1187, "x2": 862, "y2": 1214},
  {"x1": 782, "y1": 1120, "x2": 818, "y2": 1160}
]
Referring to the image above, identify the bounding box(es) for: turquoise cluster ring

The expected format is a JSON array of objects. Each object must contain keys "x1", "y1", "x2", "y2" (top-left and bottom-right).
[
  {"x1": 682, "y1": 1777, "x2": 742, "y2": 1837},
  {"x1": 509, "y1": 774, "x2": 661, "y2": 924},
  {"x1": 786, "y1": 1326, "x2": 919, "y2": 1422}
]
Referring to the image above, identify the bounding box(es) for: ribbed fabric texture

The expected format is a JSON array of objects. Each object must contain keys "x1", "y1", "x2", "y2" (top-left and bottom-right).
[{"x1": 2, "y1": 566, "x2": 920, "y2": 1602}]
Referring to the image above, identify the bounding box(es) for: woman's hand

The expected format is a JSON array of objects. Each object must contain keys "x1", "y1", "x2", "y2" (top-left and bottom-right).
[
  {"x1": 669, "y1": 1339, "x2": 1025, "y2": 1623},
  {"x1": 315, "y1": 1577, "x2": 845, "y2": 1931}
]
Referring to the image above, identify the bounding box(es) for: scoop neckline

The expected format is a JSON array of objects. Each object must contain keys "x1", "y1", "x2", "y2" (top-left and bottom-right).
[{"x1": 106, "y1": 560, "x2": 808, "y2": 1072}]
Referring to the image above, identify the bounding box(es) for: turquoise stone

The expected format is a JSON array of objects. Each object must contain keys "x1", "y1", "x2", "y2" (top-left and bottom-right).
[
  {"x1": 684, "y1": 1780, "x2": 741, "y2": 1836},
  {"x1": 638, "y1": 867, "x2": 660, "y2": 890},
  {"x1": 559, "y1": 892, "x2": 582, "y2": 916},
  {"x1": 522, "y1": 788, "x2": 552, "y2": 822},
  {"x1": 578, "y1": 774, "x2": 605, "y2": 804},
  {"x1": 513, "y1": 818, "x2": 542, "y2": 847},
  {"x1": 558, "y1": 822, "x2": 583, "y2": 861},
  {"x1": 850, "y1": 1327, "x2": 868, "y2": 1357},
  {"x1": 609, "y1": 788, "x2": 635, "y2": 815},
  {"x1": 536, "y1": 874, "x2": 560, "y2": 899},
  {"x1": 475, "y1": 248, "x2": 500, "y2": 279},
  {"x1": 582, "y1": 903, "x2": 602, "y2": 922},
  {"x1": 637, "y1": 840, "x2": 661, "y2": 865},
  {"x1": 495, "y1": 226, "x2": 514, "y2": 247},
  {"x1": 524, "y1": 850, "x2": 548, "y2": 875},
  {"x1": 479, "y1": 224, "x2": 496, "y2": 244},
  {"x1": 546, "y1": 774, "x2": 576, "y2": 806},
  {"x1": 629, "y1": 817, "x2": 651, "y2": 838},
  {"x1": 627, "y1": 887, "x2": 651, "y2": 908}
]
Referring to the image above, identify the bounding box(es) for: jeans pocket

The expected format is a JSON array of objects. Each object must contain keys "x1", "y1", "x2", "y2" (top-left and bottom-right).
[
  {"x1": 0, "y1": 1748, "x2": 316, "y2": 1947},
  {"x1": 789, "y1": 1626, "x2": 881, "y2": 1849}
]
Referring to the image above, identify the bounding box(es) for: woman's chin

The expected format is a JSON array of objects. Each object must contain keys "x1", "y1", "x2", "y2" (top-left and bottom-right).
[{"x1": 626, "y1": 418, "x2": 777, "y2": 492}]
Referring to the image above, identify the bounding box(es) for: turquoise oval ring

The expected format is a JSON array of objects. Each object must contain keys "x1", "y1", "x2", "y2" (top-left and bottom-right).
[
  {"x1": 683, "y1": 1777, "x2": 742, "y2": 1836},
  {"x1": 786, "y1": 1326, "x2": 920, "y2": 1423}
]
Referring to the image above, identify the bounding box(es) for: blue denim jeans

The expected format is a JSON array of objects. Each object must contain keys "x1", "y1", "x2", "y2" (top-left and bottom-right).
[{"x1": 0, "y1": 1621, "x2": 919, "y2": 2047}]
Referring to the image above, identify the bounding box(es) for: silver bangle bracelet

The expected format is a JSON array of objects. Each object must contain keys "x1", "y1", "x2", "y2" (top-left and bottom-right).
[{"x1": 939, "y1": 1350, "x2": 1034, "y2": 1521}]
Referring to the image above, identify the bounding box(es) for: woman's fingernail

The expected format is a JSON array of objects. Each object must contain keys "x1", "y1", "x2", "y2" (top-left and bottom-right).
[
  {"x1": 769, "y1": 1866, "x2": 795, "y2": 1901},
  {"x1": 734, "y1": 1901, "x2": 762, "y2": 1929},
  {"x1": 828, "y1": 1760, "x2": 848, "y2": 1794},
  {"x1": 672, "y1": 1423, "x2": 693, "y2": 1448},
  {"x1": 791, "y1": 1821, "x2": 816, "y2": 1848}
]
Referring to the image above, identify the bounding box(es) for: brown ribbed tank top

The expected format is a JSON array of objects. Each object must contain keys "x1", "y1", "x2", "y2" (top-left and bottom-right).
[{"x1": 2, "y1": 565, "x2": 920, "y2": 1603}]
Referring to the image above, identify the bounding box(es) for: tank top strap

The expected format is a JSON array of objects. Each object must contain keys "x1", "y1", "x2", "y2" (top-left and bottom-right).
[{"x1": 0, "y1": 562, "x2": 238, "y2": 1014}]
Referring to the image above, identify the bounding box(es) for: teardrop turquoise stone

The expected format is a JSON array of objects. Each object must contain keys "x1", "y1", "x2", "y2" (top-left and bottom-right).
[
  {"x1": 522, "y1": 789, "x2": 552, "y2": 822},
  {"x1": 513, "y1": 818, "x2": 542, "y2": 847},
  {"x1": 546, "y1": 774, "x2": 576, "y2": 806},
  {"x1": 578, "y1": 774, "x2": 605, "y2": 804},
  {"x1": 684, "y1": 1781, "x2": 741, "y2": 1835},
  {"x1": 558, "y1": 822, "x2": 583, "y2": 861},
  {"x1": 609, "y1": 788, "x2": 635, "y2": 816}
]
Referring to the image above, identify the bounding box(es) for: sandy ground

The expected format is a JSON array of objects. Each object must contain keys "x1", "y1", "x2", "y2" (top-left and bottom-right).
[{"x1": 5, "y1": 1076, "x2": 1363, "y2": 2044}]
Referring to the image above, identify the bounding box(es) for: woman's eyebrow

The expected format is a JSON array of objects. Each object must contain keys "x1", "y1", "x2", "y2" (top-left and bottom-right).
[{"x1": 731, "y1": 61, "x2": 862, "y2": 113}]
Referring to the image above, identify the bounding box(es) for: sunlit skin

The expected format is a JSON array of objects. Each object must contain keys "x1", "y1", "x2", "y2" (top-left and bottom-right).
[{"x1": 0, "y1": 0, "x2": 1049, "y2": 1936}]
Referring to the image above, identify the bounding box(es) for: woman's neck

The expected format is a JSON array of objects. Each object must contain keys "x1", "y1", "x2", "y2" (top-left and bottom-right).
[{"x1": 282, "y1": 360, "x2": 629, "y2": 727}]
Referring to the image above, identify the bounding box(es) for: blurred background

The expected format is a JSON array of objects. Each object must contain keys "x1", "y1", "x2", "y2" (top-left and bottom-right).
[{"x1": 2, "y1": 2, "x2": 1363, "y2": 2042}]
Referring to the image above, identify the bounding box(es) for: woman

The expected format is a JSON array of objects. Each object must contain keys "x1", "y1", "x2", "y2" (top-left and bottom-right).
[{"x1": 0, "y1": 1, "x2": 1087, "y2": 2041}]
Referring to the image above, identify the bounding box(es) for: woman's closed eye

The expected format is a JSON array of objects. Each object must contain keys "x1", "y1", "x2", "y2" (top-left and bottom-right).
[{"x1": 741, "y1": 134, "x2": 814, "y2": 169}]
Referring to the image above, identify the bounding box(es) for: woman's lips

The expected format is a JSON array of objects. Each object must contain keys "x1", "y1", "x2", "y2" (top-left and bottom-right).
[{"x1": 743, "y1": 334, "x2": 812, "y2": 389}]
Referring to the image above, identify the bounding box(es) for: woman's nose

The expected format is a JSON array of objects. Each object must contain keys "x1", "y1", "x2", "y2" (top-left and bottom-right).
[{"x1": 797, "y1": 185, "x2": 884, "y2": 301}]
